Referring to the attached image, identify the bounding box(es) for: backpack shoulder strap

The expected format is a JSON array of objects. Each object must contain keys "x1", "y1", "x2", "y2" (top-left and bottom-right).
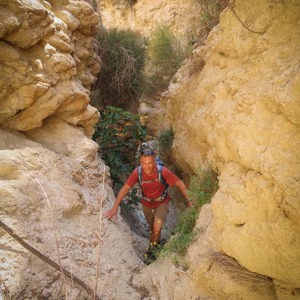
[
  {"x1": 157, "y1": 165, "x2": 168, "y2": 188},
  {"x1": 138, "y1": 165, "x2": 142, "y2": 186},
  {"x1": 138, "y1": 164, "x2": 168, "y2": 188}
]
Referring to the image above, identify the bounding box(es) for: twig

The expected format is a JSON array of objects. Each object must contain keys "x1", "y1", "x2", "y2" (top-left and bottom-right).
[
  {"x1": 229, "y1": 3, "x2": 266, "y2": 34},
  {"x1": 0, "y1": 219, "x2": 103, "y2": 300}
]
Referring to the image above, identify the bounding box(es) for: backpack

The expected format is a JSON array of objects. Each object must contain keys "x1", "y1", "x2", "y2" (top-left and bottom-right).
[{"x1": 137, "y1": 158, "x2": 169, "y2": 201}]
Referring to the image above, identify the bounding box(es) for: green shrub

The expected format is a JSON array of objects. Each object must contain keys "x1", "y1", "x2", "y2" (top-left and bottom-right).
[
  {"x1": 93, "y1": 106, "x2": 147, "y2": 191},
  {"x1": 145, "y1": 26, "x2": 186, "y2": 94},
  {"x1": 92, "y1": 29, "x2": 145, "y2": 108},
  {"x1": 189, "y1": 169, "x2": 219, "y2": 206},
  {"x1": 161, "y1": 169, "x2": 218, "y2": 257},
  {"x1": 148, "y1": 26, "x2": 176, "y2": 75}
]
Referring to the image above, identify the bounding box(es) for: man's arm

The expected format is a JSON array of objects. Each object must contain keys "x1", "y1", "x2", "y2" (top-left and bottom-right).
[
  {"x1": 175, "y1": 180, "x2": 194, "y2": 208},
  {"x1": 105, "y1": 183, "x2": 131, "y2": 219}
]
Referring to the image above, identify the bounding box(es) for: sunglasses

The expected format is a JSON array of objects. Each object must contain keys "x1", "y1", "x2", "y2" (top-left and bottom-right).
[{"x1": 140, "y1": 149, "x2": 155, "y2": 156}]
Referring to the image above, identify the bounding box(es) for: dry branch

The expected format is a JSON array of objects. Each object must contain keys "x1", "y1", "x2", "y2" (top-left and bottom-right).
[{"x1": 0, "y1": 219, "x2": 103, "y2": 300}]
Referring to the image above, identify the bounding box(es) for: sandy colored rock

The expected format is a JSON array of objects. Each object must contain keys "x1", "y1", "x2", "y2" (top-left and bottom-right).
[
  {"x1": 134, "y1": 205, "x2": 277, "y2": 300},
  {"x1": 1, "y1": 0, "x2": 300, "y2": 299},
  {"x1": 160, "y1": 1, "x2": 300, "y2": 289},
  {"x1": 132, "y1": 0, "x2": 300, "y2": 299},
  {"x1": 99, "y1": 0, "x2": 203, "y2": 47},
  {"x1": 0, "y1": 127, "x2": 143, "y2": 299},
  {"x1": 0, "y1": 0, "x2": 145, "y2": 298},
  {"x1": 0, "y1": 0, "x2": 101, "y2": 136}
]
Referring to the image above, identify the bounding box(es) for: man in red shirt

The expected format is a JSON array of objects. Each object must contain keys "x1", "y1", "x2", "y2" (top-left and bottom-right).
[{"x1": 105, "y1": 148, "x2": 193, "y2": 258}]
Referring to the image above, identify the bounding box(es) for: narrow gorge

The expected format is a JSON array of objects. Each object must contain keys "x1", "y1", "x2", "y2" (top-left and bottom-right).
[{"x1": 0, "y1": 0, "x2": 299, "y2": 299}]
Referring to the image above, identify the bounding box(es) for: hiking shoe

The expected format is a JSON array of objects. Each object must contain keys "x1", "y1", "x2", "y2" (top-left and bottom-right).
[
  {"x1": 143, "y1": 248, "x2": 155, "y2": 260},
  {"x1": 143, "y1": 243, "x2": 159, "y2": 263}
]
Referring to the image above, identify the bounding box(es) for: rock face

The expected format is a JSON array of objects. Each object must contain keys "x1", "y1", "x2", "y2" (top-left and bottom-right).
[
  {"x1": 2, "y1": 0, "x2": 300, "y2": 299},
  {"x1": 99, "y1": 0, "x2": 203, "y2": 47},
  {"x1": 132, "y1": 0, "x2": 300, "y2": 299},
  {"x1": 0, "y1": 125, "x2": 142, "y2": 299},
  {"x1": 0, "y1": 0, "x2": 101, "y2": 137},
  {"x1": 0, "y1": 1, "x2": 143, "y2": 299},
  {"x1": 98, "y1": 0, "x2": 300, "y2": 298}
]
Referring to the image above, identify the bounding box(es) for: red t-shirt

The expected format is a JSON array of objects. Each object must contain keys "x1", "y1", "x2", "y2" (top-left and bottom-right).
[{"x1": 126, "y1": 166, "x2": 179, "y2": 208}]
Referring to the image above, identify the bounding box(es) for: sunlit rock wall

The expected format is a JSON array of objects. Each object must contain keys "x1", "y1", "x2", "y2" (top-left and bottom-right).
[
  {"x1": 134, "y1": 0, "x2": 300, "y2": 299},
  {"x1": 99, "y1": 0, "x2": 203, "y2": 47},
  {"x1": 0, "y1": 1, "x2": 142, "y2": 298},
  {"x1": 0, "y1": 0, "x2": 101, "y2": 137}
]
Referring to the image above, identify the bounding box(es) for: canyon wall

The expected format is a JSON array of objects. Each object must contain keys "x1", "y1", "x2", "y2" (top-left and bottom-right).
[
  {"x1": 0, "y1": 1, "x2": 142, "y2": 298},
  {"x1": 0, "y1": 0, "x2": 100, "y2": 137},
  {"x1": 99, "y1": 0, "x2": 300, "y2": 299},
  {"x1": 99, "y1": 0, "x2": 203, "y2": 48},
  {"x1": 1, "y1": 0, "x2": 299, "y2": 299}
]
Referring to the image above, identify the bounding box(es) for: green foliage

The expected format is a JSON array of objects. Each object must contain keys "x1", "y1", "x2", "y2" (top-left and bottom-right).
[
  {"x1": 122, "y1": 186, "x2": 141, "y2": 209},
  {"x1": 93, "y1": 106, "x2": 147, "y2": 190},
  {"x1": 91, "y1": 26, "x2": 190, "y2": 102},
  {"x1": 161, "y1": 169, "x2": 218, "y2": 257},
  {"x1": 92, "y1": 28, "x2": 145, "y2": 108},
  {"x1": 158, "y1": 129, "x2": 174, "y2": 155},
  {"x1": 198, "y1": 0, "x2": 229, "y2": 37},
  {"x1": 148, "y1": 26, "x2": 176, "y2": 75},
  {"x1": 145, "y1": 26, "x2": 186, "y2": 94},
  {"x1": 189, "y1": 169, "x2": 219, "y2": 206}
]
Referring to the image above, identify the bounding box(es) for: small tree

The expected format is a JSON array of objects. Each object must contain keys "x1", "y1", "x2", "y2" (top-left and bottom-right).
[{"x1": 144, "y1": 26, "x2": 186, "y2": 95}]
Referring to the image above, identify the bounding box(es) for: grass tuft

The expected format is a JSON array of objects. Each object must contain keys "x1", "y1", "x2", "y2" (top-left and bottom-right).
[{"x1": 211, "y1": 252, "x2": 273, "y2": 287}]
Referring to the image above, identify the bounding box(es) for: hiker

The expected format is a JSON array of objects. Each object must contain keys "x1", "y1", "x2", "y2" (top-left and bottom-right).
[{"x1": 104, "y1": 146, "x2": 193, "y2": 258}]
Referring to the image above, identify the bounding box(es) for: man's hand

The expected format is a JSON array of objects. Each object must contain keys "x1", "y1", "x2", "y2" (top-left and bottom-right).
[
  {"x1": 104, "y1": 207, "x2": 118, "y2": 220},
  {"x1": 104, "y1": 184, "x2": 130, "y2": 220}
]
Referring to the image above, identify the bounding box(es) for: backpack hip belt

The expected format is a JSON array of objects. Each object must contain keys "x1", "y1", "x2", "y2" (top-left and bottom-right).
[{"x1": 142, "y1": 189, "x2": 168, "y2": 202}]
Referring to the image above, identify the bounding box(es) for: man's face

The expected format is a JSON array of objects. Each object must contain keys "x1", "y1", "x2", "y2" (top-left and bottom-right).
[{"x1": 140, "y1": 155, "x2": 155, "y2": 175}]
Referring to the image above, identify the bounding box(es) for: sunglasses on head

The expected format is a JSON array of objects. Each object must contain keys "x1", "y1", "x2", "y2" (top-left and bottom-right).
[{"x1": 140, "y1": 149, "x2": 155, "y2": 156}]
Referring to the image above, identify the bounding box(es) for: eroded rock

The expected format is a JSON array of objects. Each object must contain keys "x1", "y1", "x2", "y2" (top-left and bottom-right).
[
  {"x1": 128, "y1": 0, "x2": 300, "y2": 299},
  {"x1": 0, "y1": 0, "x2": 101, "y2": 136}
]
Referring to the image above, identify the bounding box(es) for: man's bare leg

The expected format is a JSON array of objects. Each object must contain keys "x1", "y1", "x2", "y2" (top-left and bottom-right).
[{"x1": 150, "y1": 217, "x2": 163, "y2": 245}]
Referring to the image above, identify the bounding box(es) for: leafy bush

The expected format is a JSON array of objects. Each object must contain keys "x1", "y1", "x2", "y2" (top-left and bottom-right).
[
  {"x1": 162, "y1": 169, "x2": 218, "y2": 256},
  {"x1": 93, "y1": 106, "x2": 147, "y2": 191},
  {"x1": 92, "y1": 29, "x2": 145, "y2": 108}
]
